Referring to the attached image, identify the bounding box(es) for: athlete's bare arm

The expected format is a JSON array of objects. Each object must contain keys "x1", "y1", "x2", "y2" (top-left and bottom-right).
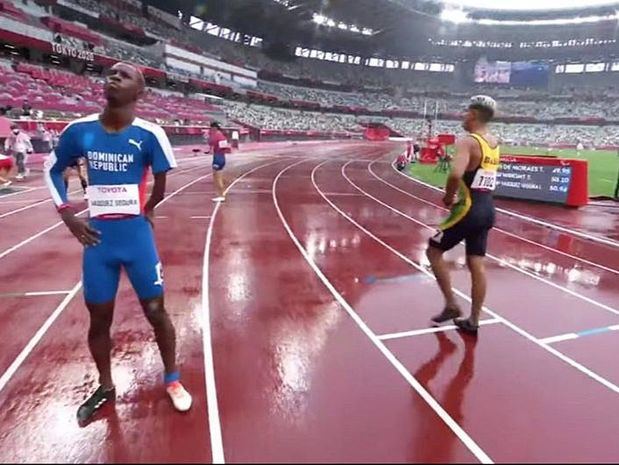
[
  {"x1": 443, "y1": 137, "x2": 475, "y2": 207},
  {"x1": 144, "y1": 172, "x2": 166, "y2": 226}
]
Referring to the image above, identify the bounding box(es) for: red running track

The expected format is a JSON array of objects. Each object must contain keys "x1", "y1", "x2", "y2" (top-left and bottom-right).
[{"x1": 0, "y1": 141, "x2": 618, "y2": 462}]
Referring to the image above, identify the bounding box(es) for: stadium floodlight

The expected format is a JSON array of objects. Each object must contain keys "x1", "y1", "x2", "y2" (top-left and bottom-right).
[
  {"x1": 440, "y1": 7, "x2": 469, "y2": 23},
  {"x1": 313, "y1": 13, "x2": 326, "y2": 25},
  {"x1": 326, "y1": 19, "x2": 336, "y2": 27},
  {"x1": 478, "y1": 11, "x2": 619, "y2": 25},
  {"x1": 442, "y1": 0, "x2": 619, "y2": 9}
]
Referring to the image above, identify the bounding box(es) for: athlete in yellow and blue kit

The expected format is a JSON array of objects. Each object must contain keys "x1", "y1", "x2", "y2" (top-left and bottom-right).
[
  {"x1": 427, "y1": 95, "x2": 500, "y2": 335},
  {"x1": 44, "y1": 63, "x2": 192, "y2": 423}
]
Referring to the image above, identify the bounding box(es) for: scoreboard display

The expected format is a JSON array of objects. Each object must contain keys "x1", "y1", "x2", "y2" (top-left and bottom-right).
[{"x1": 495, "y1": 161, "x2": 572, "y2": 204}]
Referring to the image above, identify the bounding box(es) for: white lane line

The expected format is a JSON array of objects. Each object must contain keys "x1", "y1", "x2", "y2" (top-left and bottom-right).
[
  {"x1": 378, "y1": 319, "x2": 501, "y2": 341},
  {"x1": 368, "y1": 161, "x2": 619, "y2": 276},
  {"x1": 389, "y1": 161, "x2": 619, "y2": 249},
  {"x1": 0, "y1": 199, "x2": 48, "y2": 205},
  {"x1": 344, "y1": 161, "x2": 619, "y2": 317},
  {"x1": 0, "y1": 187, "x2": 39, "y2": 199},
  {"x1": 191, "y1": 216, "x2": 212, "y2": 219},
  {"x1": 202, "y1": 158, "x2": 288, "y2": 464},
  {"x1": 24, "y1": 290, "x2": 72, "y2": 296},
  {"x1": 0, "y1": 282, "x2": 82, "y2": 394},
  {"x1": 540, "y1": 323, "x2": 619, "y2": 345},
  {"x1": 539, "y1": 333, "x2": 579, "y2": 344},
  {"x1": 322, "y1": 192, "x2": 366, "y2": 197},
  {"x1": 0, "y1": 188, "x2": 84, "y2": 219},
  {"x1": 273, "y1": 159, "x2": 493, "y2": 464},
  {"x1": 0, "y1": 208, "x2": 88, "y2": 261},
  {"x1": 313, "y1": 159, "x2": 619, "y2": 395},
  {"x1": 0, "y1": 290, "x2": 72, "y2": 298}
]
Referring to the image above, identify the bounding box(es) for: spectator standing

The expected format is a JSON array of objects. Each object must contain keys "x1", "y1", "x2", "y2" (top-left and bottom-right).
[{"x1": 4, "y1": 124, "x2": 33, "y2": 180}]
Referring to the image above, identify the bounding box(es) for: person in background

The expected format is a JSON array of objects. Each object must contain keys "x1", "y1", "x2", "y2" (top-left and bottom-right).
[
  {"x1": 22, "y1": 100, "x2": 32, "y2": 117},
  {"x1": 0, "y1": 151, "x2": 14, "y2": 187},
  {"x1": 576, "y1": 141, "x2": 584, "y2": 157},
  {"x1": 41, "y1": 126, "x2": 53, "y2": 152},
  {"x1": 51, "y1": 129, "x2": 60, "y2": 149},
  {"x1": 395, "y1": 151, "x2": 408, "y2": 172},
  {"x1": 405, "y1": 139, "x2": 413, "y2": 163},
  {"x1": 413, "y1": 142, "x2": 421, "y2": 163},
  {"x1": 206, "y1": 121, "x2": 231, "y2": 202},
  {"x1": 231, "y1": 129, "x2": 240, "y2": 149},
  {"x1": 4, "y1": 124, "x2": 33, "y2": 180},
  {"x1": 435, "y1": 144, "x2": 451, "y2": 173}
]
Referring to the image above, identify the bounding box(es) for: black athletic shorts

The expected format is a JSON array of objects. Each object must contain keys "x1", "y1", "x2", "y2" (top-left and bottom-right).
[{"x1": 429, "y1": 198, "x2": 495, "y2": 256}]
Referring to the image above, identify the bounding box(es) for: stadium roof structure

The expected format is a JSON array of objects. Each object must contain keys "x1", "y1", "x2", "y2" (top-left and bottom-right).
[{"x1": 146, "y1": 0, "x2": 619, "y2": 61}]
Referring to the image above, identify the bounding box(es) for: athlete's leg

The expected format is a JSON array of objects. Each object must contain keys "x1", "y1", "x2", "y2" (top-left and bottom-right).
[
  {"x1": 86, "y1": 300, "x2": 116, "y2": 389},
  {"x1": 82, "y1": 236, "x2": 121, "y2": 388},
  {"x1": 123, "y1": 219, "x2": 177, "y2": 375},
  {"x1": 77, "y1": 229, "x2": 122, "y2": 423},
  {"x1": 0, "y1": 167, "x2": 9, "y2": 184},
  {"x1": 63, "y1": 169, "x2": 70, "y2": 191},
  {"x1": 458, "y1": 227, "x2": 491, "y2": 331},
  {"x1": 465, "y1": 255, "x2": 486, "y2": 326},
  {"x1": 212, "y1": 155, "x2": 226, "y2": 200},
  {"x1": 78, "y1": 162, "x2": 88, "y2": 193},
  {"x1": 124, "y1": 217, "x2": 191, "y2": 410},
  {"x1": 139, "y1": 295, "x2": 178, "y2": 375},
  {"x1": 426, "y1": 246, "x2": 458, "y2": 310},
  {"x1": 14, "y1": 152, "x2": 25, "y2": 178},
  {"x1": 214, "y1": 170, "x2": 225, "y2": 198},
  {"x1": 427, "y1": 223, "x2": 468, "y2": 323}
]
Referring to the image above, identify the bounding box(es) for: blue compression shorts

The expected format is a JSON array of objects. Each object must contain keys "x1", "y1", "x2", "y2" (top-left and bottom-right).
[
  {"x1": 83, "y1": 216, "x2": 164, "y2": 304},
  {"x1": 212, "y1": 154, "x2": 226, "y2": 171}
]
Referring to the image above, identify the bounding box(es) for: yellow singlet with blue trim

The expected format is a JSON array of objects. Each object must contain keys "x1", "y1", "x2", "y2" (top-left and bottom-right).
[{"x1": 439, "y1": 133, "x2": 500, "y2": 230}]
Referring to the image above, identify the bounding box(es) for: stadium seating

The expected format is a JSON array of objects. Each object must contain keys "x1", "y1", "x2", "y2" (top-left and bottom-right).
[{"x1": 1, "y1": 0, "x2": 618, "y2": 146}]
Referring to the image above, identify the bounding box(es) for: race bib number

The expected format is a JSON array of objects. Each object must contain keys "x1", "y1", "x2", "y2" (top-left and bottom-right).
[
  {"x1": 87, "y1": 184, "x2": 141, "y2": 217},
  {"x1": 471, "y1": 169, "x2": 497, "y2": 191}
]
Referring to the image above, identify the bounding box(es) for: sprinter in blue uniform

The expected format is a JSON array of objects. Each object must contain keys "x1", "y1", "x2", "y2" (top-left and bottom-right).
[{"x1": 45, "y1": 62, "x2": 192, "y2": 423}]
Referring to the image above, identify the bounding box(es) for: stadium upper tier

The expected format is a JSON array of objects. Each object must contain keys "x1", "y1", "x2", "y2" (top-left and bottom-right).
[
  {"x1": 255, "y1": 81, "x2": 619, "y2": 120},
  {"x1": 0, "y1": 0, "x2": 619, "y2": 93},
  {"x1": 0, "y1": 55, "x2": 618, "y2": 146},
  {"x1": 0, "y1": 61, "x2": 226, "y2": 126},
  {"x1": 222, "y1": 101, "x2": 619, "y2": 146}
]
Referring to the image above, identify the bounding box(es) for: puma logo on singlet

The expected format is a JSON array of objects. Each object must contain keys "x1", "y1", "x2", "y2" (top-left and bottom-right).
[{"x1": 128, "y1": 139, "x2": 143, "y2": 151}]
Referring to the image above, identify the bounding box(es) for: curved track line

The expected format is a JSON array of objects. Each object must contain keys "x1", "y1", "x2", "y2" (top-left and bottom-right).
[
  {"x1": 344, "y1": 160, "x2": 619, "y2": 316},
  {"x1": 369, "y1": 160, "x2": 619, "y2": 276},
  {"x1": 202, "y1": 158, "x2": 290, "y2": 464},
  {"x1": 272, "y1": 158, "x2": 493, "y2": 464},
  {"x1": 312, "y1": 159, "x2": 619, "y2": 395}
]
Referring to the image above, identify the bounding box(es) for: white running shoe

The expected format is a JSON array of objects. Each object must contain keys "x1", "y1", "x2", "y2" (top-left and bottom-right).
[
  {"x1": 166, "y1": 381, "x2": 192, "y2": 412},
  {"x1": 83, "y1": 192, "x2": 89, "y2": 200},
  {"x1": 15, "y1": 174, "x2": 24, "y2": 181},
  {"x1": 1, "y1": 181, "x2": 11, "y2": 188},
  {"x1": 212, "y1": 196, "x2": 226, "y2": 202}
]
